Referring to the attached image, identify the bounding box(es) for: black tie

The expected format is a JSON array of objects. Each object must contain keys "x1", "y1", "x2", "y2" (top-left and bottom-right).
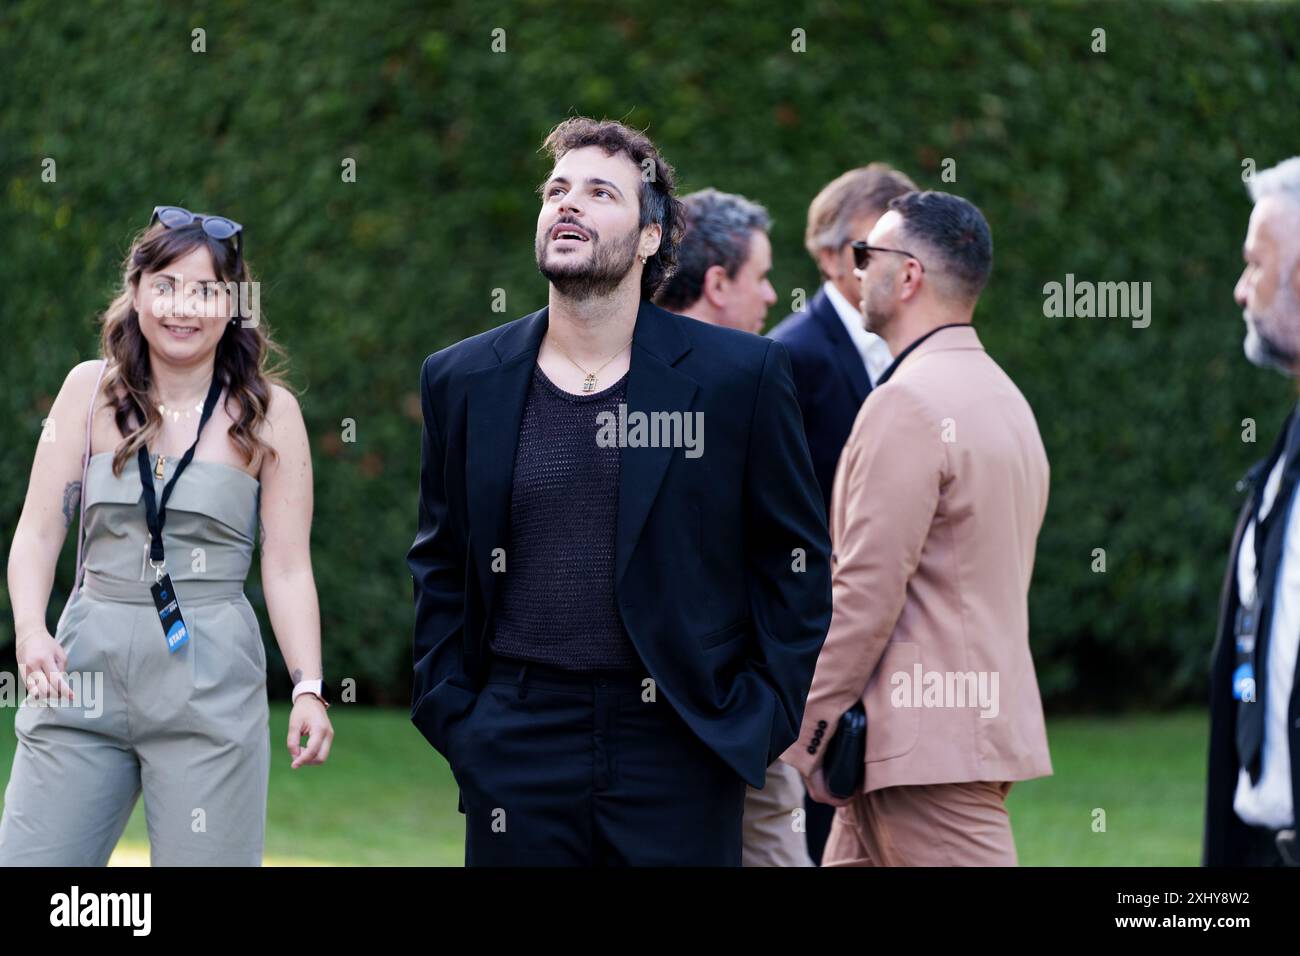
[{"x1": 1236, "y1": 408, "x2": 1300, "y2": 781}]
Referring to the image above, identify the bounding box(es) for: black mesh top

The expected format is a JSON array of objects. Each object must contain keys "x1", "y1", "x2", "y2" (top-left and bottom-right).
[{"x1": 489, "y1": 364, "x2": 643, "y2": 671}]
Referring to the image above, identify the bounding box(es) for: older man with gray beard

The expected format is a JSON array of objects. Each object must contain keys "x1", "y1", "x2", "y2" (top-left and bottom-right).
[{"x1": 1205, "y1": 157, "x2": 1300, "y2": 867}]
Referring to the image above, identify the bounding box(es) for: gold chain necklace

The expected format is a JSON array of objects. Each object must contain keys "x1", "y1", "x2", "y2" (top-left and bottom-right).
[{"x1": 548, "y1": 336, "x2": 633, "y2": 392}]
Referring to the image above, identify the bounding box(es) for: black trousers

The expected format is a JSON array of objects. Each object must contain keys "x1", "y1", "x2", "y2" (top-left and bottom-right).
[{"x1": 455, "y1": 655, "x2": 747, "y2": 866}]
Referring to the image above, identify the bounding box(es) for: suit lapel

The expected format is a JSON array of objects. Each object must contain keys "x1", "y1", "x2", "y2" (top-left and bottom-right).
[
  {"x1": 810, "y1": 290, "x2": 871, "y2": 401},
  {"x1": 466, "y1": 308, "x2": 548, "y2": 613},
  {"x1": 1214, "y1": 437, "x2": 1287, "y2": 680},
  {"x1": 614, "y1": 301, "x2": 697, "y2": 586}
]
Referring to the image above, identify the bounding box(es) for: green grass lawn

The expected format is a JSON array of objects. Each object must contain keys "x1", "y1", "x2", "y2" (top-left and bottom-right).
[
  {"x1": 1008, "y1": 710, "x2": 1207, "y2": 866},
  {"x1": 0, "y1": 705, "x2": 1207, "y2": 866}
]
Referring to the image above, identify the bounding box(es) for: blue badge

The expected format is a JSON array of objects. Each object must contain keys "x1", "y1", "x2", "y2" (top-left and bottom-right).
[
  {"x1": 1232, "y1": 663, "x2": 1256, "y2": 702},
  {"x1": 166, "y1": 619, "x2": 189, "y2": 653},
  {"x1": 151, "y1": 572, "x2": 190, "y2": 653}
]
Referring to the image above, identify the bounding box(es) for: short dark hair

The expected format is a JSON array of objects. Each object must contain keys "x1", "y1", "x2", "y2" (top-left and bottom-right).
[
  {"x1": 540, "y1": 117, "x2": 685, "y2": 300},
  {"x1": 888, "y1": 190, "x2": 993, "y2": 303},
  {"x1": 653, "y1": 188, "x2": 771, "y2": 312}
]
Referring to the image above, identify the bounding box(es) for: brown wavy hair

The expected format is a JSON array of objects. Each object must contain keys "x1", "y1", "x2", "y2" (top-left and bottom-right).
[
  {"x1": 96, "y1": 219, "x2": 291, "y2": 477},
  {"x1": 539, "y1": 116, "x2": 686, "y2": 301}
]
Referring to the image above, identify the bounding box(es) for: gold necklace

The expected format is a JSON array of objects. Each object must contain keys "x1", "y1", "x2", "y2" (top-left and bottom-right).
[
  {"x1": 156, "y1": 399, "x2": 204, "y2": 422},
  {"x1": 152, "y1": 390, "x2": 207, "y2": 477},
  {"x1": 548, "y1": 336, "x2": 633, "y2": 392}
]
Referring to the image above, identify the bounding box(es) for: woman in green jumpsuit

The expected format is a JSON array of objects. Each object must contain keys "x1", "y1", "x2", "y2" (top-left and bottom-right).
[{"x1": 1, "y1": 208, "x2": 334, "y2": 865}]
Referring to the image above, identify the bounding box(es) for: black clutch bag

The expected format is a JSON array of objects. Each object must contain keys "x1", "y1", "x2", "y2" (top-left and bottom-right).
[{"x1": 821, "y1": 701, "x2": 866, "y2": 799}]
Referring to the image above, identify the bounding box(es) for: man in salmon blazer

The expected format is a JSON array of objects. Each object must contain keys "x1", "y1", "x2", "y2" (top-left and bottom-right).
[{"x1": 781, "y1": 189, "x2": 1053, "y2": 866}]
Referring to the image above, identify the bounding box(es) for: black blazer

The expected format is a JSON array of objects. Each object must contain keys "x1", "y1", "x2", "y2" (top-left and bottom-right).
[
  {"x1": 1204, "y1": 443, "x2": 1300, "y2": 865},
  {"x1": 407, "y1": 300, "x2": 832, "y2": 798},
  {"x1": 767, "y1": 288, "x2": 872, "y2": 514}
]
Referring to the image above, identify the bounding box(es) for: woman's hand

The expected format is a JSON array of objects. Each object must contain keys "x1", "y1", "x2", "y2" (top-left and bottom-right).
[
  {"x1": 15, "y1": 627, "x2": 74, "y2": 703},
  {"x1": 9, "y1": 360, "x2": 105, "y2": 699},
  {"x1": 286, "y1": 695, "x2": 333, "y2": 768}
]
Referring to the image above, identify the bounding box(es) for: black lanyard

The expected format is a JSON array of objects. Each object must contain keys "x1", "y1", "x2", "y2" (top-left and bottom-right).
[
  {"x1": 1251, "y1": 409, "x2": 1300, "y2": 594},
  {"x1": 874, "y1": 323, "x2": 973, "y2": 387},
  {"x1": 1233, "y1": 407, "x2": 1300, "y2": 688},
  {"x1": 136, "y1": 374, "x2": 224, "y2": 573}
]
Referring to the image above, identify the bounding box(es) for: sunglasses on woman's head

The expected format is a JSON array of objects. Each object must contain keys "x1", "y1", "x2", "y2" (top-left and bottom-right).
[{"x1": 150, "y1": 205, "x2": 243, "y2": 254}]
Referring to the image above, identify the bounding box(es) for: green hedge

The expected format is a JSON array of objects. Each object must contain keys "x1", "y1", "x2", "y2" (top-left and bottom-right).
[{"x1": 2, "y1": 0, "x2": 1297, "y2": 708}]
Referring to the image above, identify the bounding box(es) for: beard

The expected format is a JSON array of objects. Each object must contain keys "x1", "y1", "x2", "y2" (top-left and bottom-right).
[
  {"x1": 1244, "y1": 307, "x2": 1299, "y2": 376},
  {"x1": 1244, "y1": 248, "x2": 1300, "y2": 376},
  {"x1": 536, "y1": 221, "x2": 640, "y2": 301},
  {"x1": 861, "y1": 268, "x2": 899, "y2": 334}
]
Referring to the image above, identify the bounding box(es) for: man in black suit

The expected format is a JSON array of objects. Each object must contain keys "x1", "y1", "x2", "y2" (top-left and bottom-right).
[
  {"x1": 768, "y1": 163, "x2": 917, "y2": 515},
  {"x1": 655, "y1": 186, "x2": 812, "y2": 867},
  {"x1": 1206, "y1": 156, "x2": 1300, "y2": 867},
  {"x1": 407, "y1": 117, "x2": 832, "y2": 866},
  {"x1": 767, "y1": 162, "x2": 915, "y2": 863}
]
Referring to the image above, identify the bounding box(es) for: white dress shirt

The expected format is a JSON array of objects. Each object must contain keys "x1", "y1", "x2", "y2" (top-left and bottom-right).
[
  {"x1": 1233, "y1": 446, "x2": 1300, "y2": 828},
  {"x1": 822, "y1": 281, "x2": 893, "y2": 387}
]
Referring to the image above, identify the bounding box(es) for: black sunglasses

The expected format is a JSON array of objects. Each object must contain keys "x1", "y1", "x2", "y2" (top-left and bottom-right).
[
  {"x1": 150, "y1": 205, "x2": 243, "y2": 255},
  {"x1": 851, "y1": 240, "x2": 925, "y2": 273}
]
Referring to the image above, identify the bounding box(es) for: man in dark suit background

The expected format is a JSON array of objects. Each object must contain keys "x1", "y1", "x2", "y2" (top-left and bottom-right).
[
  {"x1": 407, "y1": 117, "x2": 832, "y2": 866},
  {"x1": 653, "y1": 187, "x2": 777, "y2": 336},
  {"x1": 654, "y1": 186, "x2": 812, "y2": 867},
  {"x1": 769, "y1": 164, "x2": 917, "y2": 516},
  {"x1": 767, "y1": 162, "x2": 915, "y2": 863},
  {"x1": 1206, "y1": 156, "x2": 1300, "y2": 867}
]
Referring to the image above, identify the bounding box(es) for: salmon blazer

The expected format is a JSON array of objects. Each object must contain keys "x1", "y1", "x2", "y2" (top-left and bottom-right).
[{"x1": 782, "y1": 324, "x2": 1053, "y2": 793}]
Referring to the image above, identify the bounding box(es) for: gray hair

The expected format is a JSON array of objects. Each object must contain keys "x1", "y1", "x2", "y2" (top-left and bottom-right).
[
  {"x1": 653, "y1": 188, "x2": 771, "y2": 312},
  {"x1": 1248, "y1": 157, "x2": 1300, "y2": 206},
  {"x1": 1249, "y1": 157, "x2": 1300, "y2": 275}
]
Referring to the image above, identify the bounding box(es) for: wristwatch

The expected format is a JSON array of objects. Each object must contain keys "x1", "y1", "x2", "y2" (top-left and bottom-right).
[{"x1": 291, "y1": 678, "x2": 332, "y2": 708}]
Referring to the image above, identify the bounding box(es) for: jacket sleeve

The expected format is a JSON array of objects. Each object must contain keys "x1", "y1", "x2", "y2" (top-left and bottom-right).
[
  {"x1": 406, "y1": 353, "x2": 476, "y2": 760},
  {"x1": 742, "y1": 340, "x2": 834, "y2": 766},
  {"x1": 781, "y1": 382, "x2": 943, "y2": 776}
]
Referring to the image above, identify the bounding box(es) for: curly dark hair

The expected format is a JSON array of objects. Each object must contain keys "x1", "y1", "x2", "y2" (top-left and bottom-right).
[{"x1": 540, "y1": 116, "x2": 685, "y2": 300}]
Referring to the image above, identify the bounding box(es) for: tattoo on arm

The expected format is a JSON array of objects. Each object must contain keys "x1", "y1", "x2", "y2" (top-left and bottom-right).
[
  {"x1": 62, "y1": 481, "x2": 82, "y2": 528},
  {"x1": 292, "y1": 669, "x2": 303, "y2": 684}
]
